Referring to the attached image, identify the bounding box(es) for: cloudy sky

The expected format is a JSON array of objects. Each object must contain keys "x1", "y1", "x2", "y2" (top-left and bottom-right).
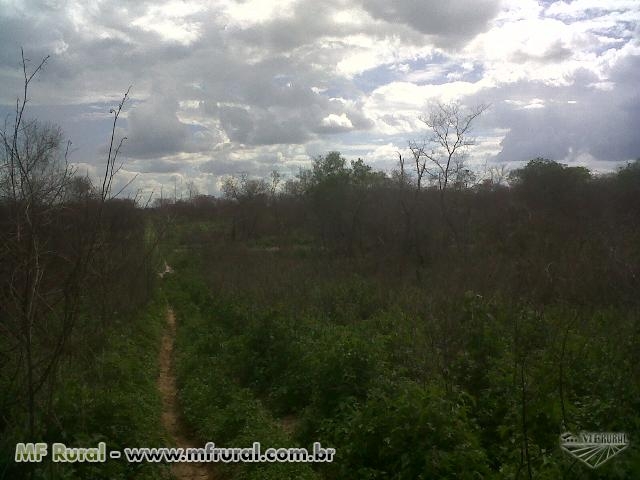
[{"x1": 1, "y1": 0, "x2": 639, "y2": 197}]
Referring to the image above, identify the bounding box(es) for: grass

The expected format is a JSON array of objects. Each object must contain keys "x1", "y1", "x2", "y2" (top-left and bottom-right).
[
  {"x1": 160, "y1": 238, "x2": 640, "y2": 479},
  {"x1": 0, "y1": 294, "x2": 172, "y2": 480},
  {"x1": 163, "y1": 267, "x2": 320, "y2": 480}
]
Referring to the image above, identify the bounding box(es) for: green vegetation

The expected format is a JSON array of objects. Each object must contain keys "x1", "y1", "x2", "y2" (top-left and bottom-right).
[
  {"x1": 0, "y1": 296, "x2": 171, "y2": 480},
  {"x1": 156, "y1": 153, "x2": 640, "y2": 479},
  {"x1": 2, "y1": 57, "x2": 639, "y2": 478},
  {"x1": 2, "y1": 138, "x2": 639, "y2": 479},
  {"x1": 0, "y1": 65, "x2": 168, "y2": 479},
  {"x1": 163, "y1": 264, "x2": 320, "y2": 480},
  {"x1": 162, "y1": 252, "x2": 639, "y2": 479}
]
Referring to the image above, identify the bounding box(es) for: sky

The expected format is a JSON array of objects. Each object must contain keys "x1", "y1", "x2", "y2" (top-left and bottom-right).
[{"x1": 1, "y1": 0, "x2": 639, "y2": 197}]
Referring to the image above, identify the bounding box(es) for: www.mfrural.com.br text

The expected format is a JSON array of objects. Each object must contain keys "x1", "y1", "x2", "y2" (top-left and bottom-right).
[{"x1": 15, "y1": 441, "x2": 335, "y2": 464}]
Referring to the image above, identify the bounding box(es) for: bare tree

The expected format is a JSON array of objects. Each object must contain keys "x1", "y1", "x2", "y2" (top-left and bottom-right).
[
  {"x1": 413, "y1": 101, "x2": 489, "y2": 194},
  {"x1": 269, "y1": 169, "x2": 282, "y2": 199},
  {"x1": 407, "y1": 142, "x2": 428, "y2": 191},
  {"x1": 186, "y1": 180, "x2": 199, "y2": 200},
  {"x1": 0, "y1": 51, "x2": 132, "y2": 443},
  {"x1": 101, "y1": 86, "x2": 130, "y2": 202},
  {"x1": 410, "y1": 101, "x2": 489, "y2": 241},
  {"x1": 395, "y1": 151, "x2": 427, "y2": 272},
  {"x1": 489, "y1": 164, "x2": 509, "y2": 187},
  {"x1": 0, "y1": 51, "x2": 64, "y2": 440}
]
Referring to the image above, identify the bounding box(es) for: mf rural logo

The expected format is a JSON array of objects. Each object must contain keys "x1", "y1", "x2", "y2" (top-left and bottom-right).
[{"x1": 560, "y1": 431, "x2": 629, "y2": 469}]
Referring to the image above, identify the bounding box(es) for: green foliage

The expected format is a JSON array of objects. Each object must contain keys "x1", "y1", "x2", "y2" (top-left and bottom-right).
[
  {"x1": 614, "y1": 158, "x2": 640, "y2": 213},
  {"x1": 311, "y1": 151, "x2": 350, "y2": 184},
  {"x1": 508, "y1": 157, "x2": 592, "y2": 214},
  {"x1": 164, "y1": 241, "x2": 640, "y2": 479},
  {"x1": 509, "y1": 157, "x2": 591, "y2": 187},
  {"x1": 0, "y1": 297, "x2": 170, "y2": 480},
  {"x1": 156, "y1": 150, "x2": 640, "y2": 479},
  {"x1": 320, "y1": 381, "x2": 490, "y2": 479},
  {"x1": 164, "y1": 270, "x2": 321, "y2": 480},
  {"x1": 308, "y1": 276, "x2": 384, "y2": 323},
  {"x1": 298, "y1": 325, "x2": 384, "y2": 417}
]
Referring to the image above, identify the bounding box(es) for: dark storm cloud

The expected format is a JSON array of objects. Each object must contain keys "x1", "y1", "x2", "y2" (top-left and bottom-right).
[
  {"x1": 360, "y1": 0, "x2": 501, "y2": 47},
  {"x1": 209, "y1": 69, "x2": 374, "y2": 145},
  {"x1": 0, "y1": 0, "x2": 199, "y2": 105},
  {"x1": 121, "y1": 98, "x2": 191, "y2": 158},
  {"x1": 217, "y1": 105, "x2": 312, "y2": 145},
  {"x1": 471, "y1": 54, "x2": 640, "y2": 165},
  {"x1": 0, "y1": 0, "x2": 498, "y2": 161},
  {"x1": 228, "y1": 0, "x2": 426, "y2": 53},
  {"x1": 230, "y1": 0, "x2": 346, "y2": 52}
]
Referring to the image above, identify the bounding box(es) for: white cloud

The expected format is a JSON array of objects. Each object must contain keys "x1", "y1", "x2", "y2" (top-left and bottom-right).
[
  {"x1": 321, "y1": 113, "x2": 354, "y2": 130},
  {"x1": 224, "y1": 0, "x2": 298, "y2": 26},
  {"x1": 545, "y1": 0, "x2": 640, "y2": 19},
  {"x1": 0, "y1": 0, "x2": 638, "y2": 196}
]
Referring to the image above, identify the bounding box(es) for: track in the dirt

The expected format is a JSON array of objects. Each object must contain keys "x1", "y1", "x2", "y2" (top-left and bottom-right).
[{"x1": 158, "y1": 307, "x2": 215, "y2": 480}]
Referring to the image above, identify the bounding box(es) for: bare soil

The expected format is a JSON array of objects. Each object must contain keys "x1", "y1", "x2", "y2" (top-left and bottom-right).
[{"x1": 158, "y1": 307, "x2": 215, "y2": 480}]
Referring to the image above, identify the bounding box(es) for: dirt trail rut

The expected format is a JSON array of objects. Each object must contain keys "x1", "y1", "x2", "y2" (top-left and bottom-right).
[{"x1": 158, "y1": 307, "x2": 215, "y2": 480}]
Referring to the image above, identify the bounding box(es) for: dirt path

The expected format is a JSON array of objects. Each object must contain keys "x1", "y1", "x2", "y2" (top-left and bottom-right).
[{"x1": 158, "y1": 307, "x2": 215, "y2": 480}]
